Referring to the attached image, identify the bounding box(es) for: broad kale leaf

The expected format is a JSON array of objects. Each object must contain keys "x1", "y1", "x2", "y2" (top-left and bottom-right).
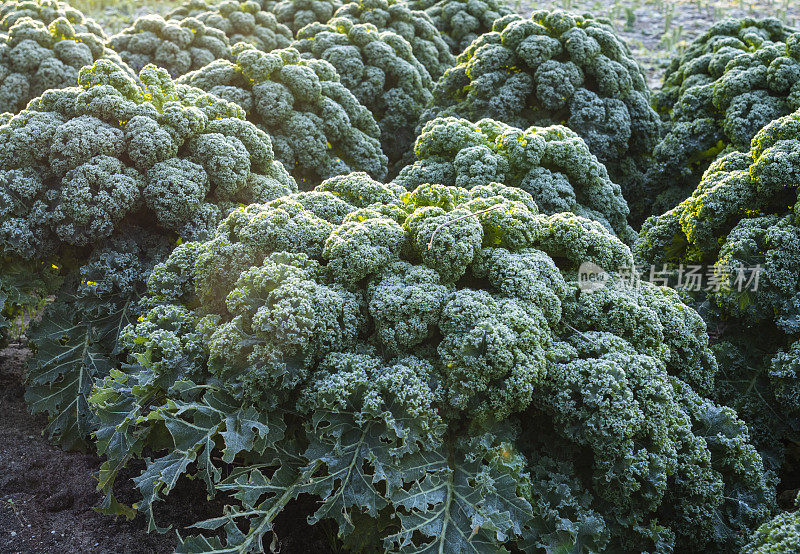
[{"x1": 25, "y1": 293, "x2": 135, "y2": 451}]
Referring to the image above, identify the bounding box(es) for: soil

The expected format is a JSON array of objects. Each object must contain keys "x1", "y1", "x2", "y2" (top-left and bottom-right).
[
  {"x1": 0, "y1": 343, "x2": 336, "y2": 554},
  {"x1": 0, "y1": 344, "x2": 178, "y2": 553}
]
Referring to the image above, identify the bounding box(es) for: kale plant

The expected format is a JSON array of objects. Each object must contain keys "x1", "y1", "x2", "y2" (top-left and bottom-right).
[
  {"x1": 108, "y1": 14, "x2": 231, "y2": 77},
  {"x1": 425, "y1": 10, "x2": 662, "y2": 224},
  {"x1": 0, "y1": 13, "x2": 129, "y2": 114},
  {"x1": 408, "y1": 0, "x2": 513, "y2": 55},
  {"x1": 167, "y1": 0, "x2": 294, "y2": 52},
  {"x1": 637, "y1": 108, "x2": 800, "y2": 475},
  {"x1": 0, "y1": 59, "x2": 296, "y2": 450},
  {"x1": 180, "y1": 43, "x2": 387, "y2": 186},
  {"x1": 648, "y1": 18, "x2": 800, "y2": 215},
  {"x1": 0, "y1": 0, "x2": 105, "y2": 37},
  {"x1": 334, "y1": 0, "x2": 454, "y2": 80},
  {"x1": 91, "y1": 173, "x2": 772, "y2": 552},
  {"x1": 293, "y1": 16, "x2": 434, "y2": 171}
]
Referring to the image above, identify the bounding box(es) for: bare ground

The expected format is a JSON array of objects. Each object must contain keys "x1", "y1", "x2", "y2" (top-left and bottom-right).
[{"x1": 0, "y1": 344, "x2": 180, "y2": 553}]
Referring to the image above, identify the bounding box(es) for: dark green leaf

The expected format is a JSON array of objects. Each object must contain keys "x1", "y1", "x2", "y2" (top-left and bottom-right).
[{"x1": 25, "y1": 296, "x2": 135, "y2": 450}]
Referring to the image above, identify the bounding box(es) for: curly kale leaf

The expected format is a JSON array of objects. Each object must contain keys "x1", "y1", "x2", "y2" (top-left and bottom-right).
[
  {"x1": 425, "y1": 10, "x2": 661, "y2": 223},
  {"x1": 647, "y1": 19, "x2": 800, "y2": 215},
  {"x1": 293, "y1": 17, "x2": 434, "y2": 170},
  {"x1": 25, "y1": 292, "x2": 135, "y2": 451},
  {"x1": 180, "y1": 44, "x2": 387, "y2": 186},
  {"x1": 394, "y1": 117, "x2": 635, "y2": 243}
]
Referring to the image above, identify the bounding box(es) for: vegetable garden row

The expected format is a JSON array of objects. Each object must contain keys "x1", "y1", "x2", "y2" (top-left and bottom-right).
[{"x1": 1, "y1": 0, "x2": 800, "y2": 551}]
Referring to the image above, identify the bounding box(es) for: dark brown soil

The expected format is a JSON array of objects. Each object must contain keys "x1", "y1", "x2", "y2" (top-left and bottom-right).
[
  {"x1": 0, "y1": 344, "x2": 180, "y2": 553},
  {"x1": 0, "y1": 344, "x2": 337, "y2": 554}
]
